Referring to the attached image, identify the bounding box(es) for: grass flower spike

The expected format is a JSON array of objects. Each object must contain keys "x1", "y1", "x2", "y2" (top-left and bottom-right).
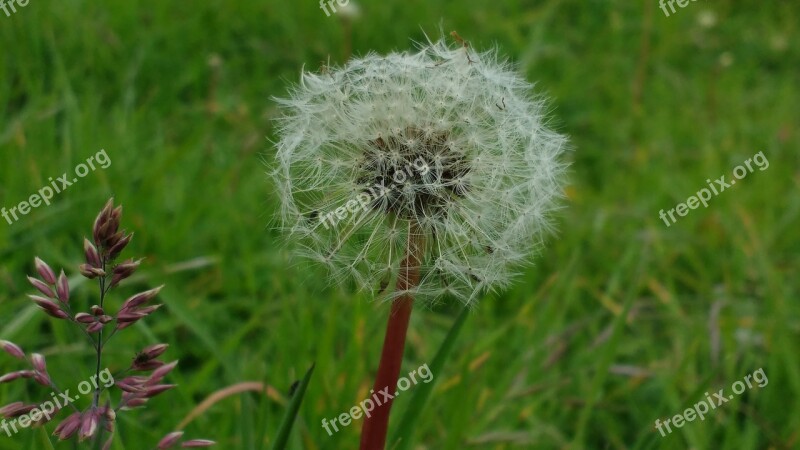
[
  {"x1": 273, "y1": 35, "x2": 568, "y2": 305},
  {"x1": 0, "y1": 199, "x2": 214, "y2": 449}
]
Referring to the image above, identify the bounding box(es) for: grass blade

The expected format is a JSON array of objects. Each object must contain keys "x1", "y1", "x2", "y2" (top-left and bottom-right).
[
  {"x1": 390, "y1": 304, "x2": 470, "y2": 450},
  {"x1": 37, "y1": 427, "x2": 55, "y2": 450},
  {"x1": 270, "y1": 363, "x2": 315, "y2": 450}
]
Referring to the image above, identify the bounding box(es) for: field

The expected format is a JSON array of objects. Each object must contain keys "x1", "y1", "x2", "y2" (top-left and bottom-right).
[{"x1": 0, "y1": 0, "x2": 798, "y2": 449}]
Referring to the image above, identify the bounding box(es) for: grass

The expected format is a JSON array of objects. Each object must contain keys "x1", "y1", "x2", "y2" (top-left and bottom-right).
[{"x1": 0, "y1": 0, "x2": 798, "y2": 448}]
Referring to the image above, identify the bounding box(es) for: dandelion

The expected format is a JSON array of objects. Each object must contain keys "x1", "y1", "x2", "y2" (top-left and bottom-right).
[
  {"x1": 273, "y1": 34, "x2": 567, "y2": 305},
  {"x1": 272, "y1": 33, "x2": 568, "y2": 449}
]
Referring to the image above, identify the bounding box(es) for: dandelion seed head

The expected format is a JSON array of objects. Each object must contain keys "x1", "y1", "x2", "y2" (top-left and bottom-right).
[{"x1": 272, "y1": 36, "x2": 568, "y2": 305}]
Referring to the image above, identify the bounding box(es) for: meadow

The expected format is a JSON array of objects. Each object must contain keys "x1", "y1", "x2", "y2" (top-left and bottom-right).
[{"x1": 0, "y1": 0, "x2": 798, "y2": 449}]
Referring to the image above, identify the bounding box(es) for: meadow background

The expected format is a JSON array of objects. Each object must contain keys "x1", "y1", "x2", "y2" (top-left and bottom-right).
[{"x1": 1, "y1": 0, "x2": 798, "y2": 449}]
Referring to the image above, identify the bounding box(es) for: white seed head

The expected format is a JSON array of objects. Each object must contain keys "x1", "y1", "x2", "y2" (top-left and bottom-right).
[{"x1": 272, "y1": 37, "x2": 568, "y2": 305}]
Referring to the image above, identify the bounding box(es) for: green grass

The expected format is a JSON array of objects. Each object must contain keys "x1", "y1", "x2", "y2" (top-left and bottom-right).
[{"x1": 1, "y1": 0, "x2": 798, "y2": 448}]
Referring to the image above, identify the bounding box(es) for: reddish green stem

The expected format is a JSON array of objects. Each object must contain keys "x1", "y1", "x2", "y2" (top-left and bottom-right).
[{"x1": 359, "y1": 228, "x2": 424, "y2": 450}]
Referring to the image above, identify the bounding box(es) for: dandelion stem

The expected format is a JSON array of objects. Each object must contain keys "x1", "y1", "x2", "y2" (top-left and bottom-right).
[{"x1": 359, "y1": 224, "x2": 424, "y2": 450}]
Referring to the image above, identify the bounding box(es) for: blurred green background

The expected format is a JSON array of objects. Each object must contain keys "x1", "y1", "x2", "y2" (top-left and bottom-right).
[{"x1": 1, "y1": 0, "x2": 798, "y2": 449}]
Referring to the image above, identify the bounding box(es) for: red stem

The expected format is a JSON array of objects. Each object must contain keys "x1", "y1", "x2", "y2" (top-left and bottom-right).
[{"x1": 359, "y1": 228, "x2": 423, "y2": 450}]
